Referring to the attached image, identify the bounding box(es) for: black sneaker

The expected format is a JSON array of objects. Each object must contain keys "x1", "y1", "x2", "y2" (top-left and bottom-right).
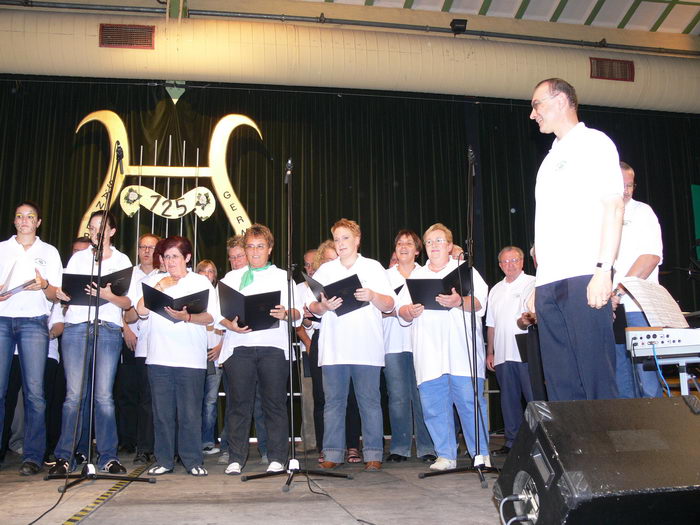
[
  {"x1": 44, "y1": 453, "x2": 57, "y2": 467},
  {"x1": 48, "y1": 459, "x2": 70, "y2": 475},
  {"x1": 74, "y1": 452, "x2": 87, "y2": 465},
  {"x1": 102, "y1": 460, "x2": 127, "y2": 474},
  {"x1": 490, "y1": 445, "x2": 511, "y2": 456},
  {"x1": 19, "y1": 461, "x2": 42, "y2": 476},
  {"x1": 419, "y1": 454, "x2": 437, "y2": 463},
  {"x1": 386, "y1": 453, "x2": 408, "y2": 462},
  {"x1": 133, "y1": 453, "x2": 150, "y2": 464}
]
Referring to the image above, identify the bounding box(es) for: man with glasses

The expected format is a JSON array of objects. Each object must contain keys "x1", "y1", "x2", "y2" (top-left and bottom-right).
[
  {"x1": 486, "y1": 246, "x2": 535, "y2": 456},
  {"x1": 120, "y1": 233, "x2": 160, "y2": 463},
  {"x1": 529, "y1": 78, "x2": 624, "y2": 401},
  {"x1": 611, "y1": 162, "x2": 663, "y2": 398}
]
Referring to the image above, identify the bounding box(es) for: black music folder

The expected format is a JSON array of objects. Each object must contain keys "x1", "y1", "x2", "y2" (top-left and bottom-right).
[
  {"x1": 218, "y1": 281, "x2": 281, "y2": 331},
  {"x1": 142, "y1": 284, "x2": 208, "y2": 323},
  {"x1": 61, "y1": 267, "x2": 133, "y2": 306},
  {"x1": 303, "y1": 272, "x2": 368, "y2": 317},
  {"x1": 405, "y1": 264, "x2": 472, "y2": 310}
]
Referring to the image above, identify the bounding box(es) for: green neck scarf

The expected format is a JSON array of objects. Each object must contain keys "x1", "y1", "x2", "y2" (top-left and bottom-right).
[{"x1": 240, "y1": 263, "x2": 271, "y2": 290}]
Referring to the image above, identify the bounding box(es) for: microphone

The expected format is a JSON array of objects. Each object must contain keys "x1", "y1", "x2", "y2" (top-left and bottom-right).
[
  {"x1": 284, "y1": 158, "x2": 293, "y2": 185},
  {"x1": 116, "y1": 141, "x2": 124, "y2": 175}
]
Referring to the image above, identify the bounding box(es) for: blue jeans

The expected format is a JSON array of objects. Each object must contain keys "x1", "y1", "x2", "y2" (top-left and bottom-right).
[
  {"x1": 494, "y1": 361, "x2": 533, "y2": 448},
  {"x1": 0, "y1": 315, "x2": 48, "y2": 465},
  {"x1": 149, "y1": 364, "x2": 206, "y2": 470},
  {"x1": 383, "y1": 352, "x2": 434, "y2": 457},
  {"x1": 54, "y1": 321, "x2": 122, "y2": 469},
  {"x1": 322, "y1": 364, "x2": 383, "y2": 463},
  {"x1": 419, "y1": 374, "x2": 489, "y2": 460},
  {"x1": 202, "y1": 367, "x2": 222, "y2": 448},
  {"x1": 615, "y1": 311, "x2": 663, "y2": 398}
]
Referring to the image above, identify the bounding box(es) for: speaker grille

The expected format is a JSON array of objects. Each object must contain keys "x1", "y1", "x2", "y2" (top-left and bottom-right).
[
  {"x1": 99, "y1": 24, "x2": 155, "y2": 50},
  {"x1": 590, "y1": 57, "x2": 635, "y2": 82}
]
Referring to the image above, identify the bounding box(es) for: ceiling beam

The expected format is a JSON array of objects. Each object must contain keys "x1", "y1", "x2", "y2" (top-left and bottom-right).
[
  {"x1": 550, "y1": 0, "x2": 569, "y2": 22},
  {"x1": 618, "y1": 0, "x2": 642, "y2": 29},
  {"x1": 683, "y1": 8, "x2": 700, "y2": 33},
  {"x1": 585, "y1": 0, "x2": 607, "y2": 25},
  {"x1": 441, "y1": 0, "x2": 454, "y2": 12},
  {"x1": 479, "y1": 1, "x2": 493, "y2": 16},
  {"x1": 403, "y1": 0, "x2": 414, "y2": 8},
  {"x1": 650, "y1": 0, "x2": 678, "y2": 32},
  {"x1": 515, "y1": 0, "x2": 531, "y2": 19}
]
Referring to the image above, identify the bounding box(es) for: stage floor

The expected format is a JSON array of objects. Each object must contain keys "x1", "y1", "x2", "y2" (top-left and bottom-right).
[{"x1": 0, "y1": 443, "x2": 505, "y2": 524}]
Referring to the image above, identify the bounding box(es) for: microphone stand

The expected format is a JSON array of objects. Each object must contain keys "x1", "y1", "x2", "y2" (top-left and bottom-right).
[
  {"x1": 240, "y1": 158, "x2": 350, "y2": 490},
  {"x1": 418, "y1": 146, "x2": 496, "y2": 487},
  {"x1": 46, "y1": 141, "x2": 154, "y2": 490}
]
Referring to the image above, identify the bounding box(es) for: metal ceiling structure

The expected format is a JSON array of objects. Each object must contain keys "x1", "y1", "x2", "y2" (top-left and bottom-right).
[{"x1": 300, "y1": 0, "x2": 700, "y2": 35}]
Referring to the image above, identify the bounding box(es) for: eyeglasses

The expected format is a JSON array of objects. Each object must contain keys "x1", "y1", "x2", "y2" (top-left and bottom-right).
[
  {"x1": 499, "y1": 257, "x2": 522, "y2": 264},
  {"x1": 623, "y1": 183, "x2": 636, "y2": 190},
  {"x1": 245, "y1": 243, "x2": 267, "y2": 251},
  {"x1": 138, "y1": 245, "x2": 155, "y2": 251},
  {"x1": 531, "y1": 92, "x2": 559, "y2": 111},
  {"x1": 162, "y1": 253, "x2": 183, "y2": 261},
  {"x1": 425, "y1": 239, "x2": 448, "y2": 246},
  {"x1": 396, "y1": 241, "x2": 416, "y2": 247},
  {"x1": 229, "y1": 254, "x2": 246, "y2": 260}
]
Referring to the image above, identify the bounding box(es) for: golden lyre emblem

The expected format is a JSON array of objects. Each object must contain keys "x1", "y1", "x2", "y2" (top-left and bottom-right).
[{"x1": 75, "y1": 110, "x2": 261, "y2": 236}]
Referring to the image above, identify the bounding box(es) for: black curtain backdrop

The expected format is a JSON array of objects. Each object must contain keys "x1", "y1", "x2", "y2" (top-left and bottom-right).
[{"x1": 1, "y1": 76, "x2": 698, "y2": 310}]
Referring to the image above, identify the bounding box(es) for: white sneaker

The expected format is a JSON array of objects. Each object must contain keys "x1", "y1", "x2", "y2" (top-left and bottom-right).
[
  {"x1": 203, "y1": 446, "x2": 220, "y2": 455},
  {"x1": 266, "y1": 461, "x2": 284, "y2": 473},
  {"x1": 259, "y1": 454, "x2": 269, "y2": 465},
  {"x1": 225, "y1": 462, "x2": 241, "y2": 475},
  {"x1": 473, "y1": 454, "x2": 492, "y2": 468},
  {"x1": 429, "y1": 457, "x2": 457, "y2": 471},
  {"x1": 217, "y1": 452, "x2": 229, "y2": 465}
]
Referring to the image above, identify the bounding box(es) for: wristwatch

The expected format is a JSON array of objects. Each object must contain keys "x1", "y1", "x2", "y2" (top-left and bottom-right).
[{"x1": 596, "y1": 262, "x2": 612, "y2": 272}]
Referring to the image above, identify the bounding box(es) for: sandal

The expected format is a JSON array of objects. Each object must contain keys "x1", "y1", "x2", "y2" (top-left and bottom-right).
[
  {"x1": 346, "y1": 448, "x2": 362, "y2": 463},
  {"x1": 189, "y1": 465, "x2": 208, "y2": 476},
  {"x1": 148, "y1": 465, "x2": 173, "y2": 476},
  {"x1": 318, "y1": 452, "x2": 325, "y2": 463}
]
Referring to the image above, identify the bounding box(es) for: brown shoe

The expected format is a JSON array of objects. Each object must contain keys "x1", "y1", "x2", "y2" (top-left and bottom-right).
[
  {"x1": 364, "y1": 461, "x2": 382, "y2": 472},
  {"x1": 319, "y1": 461, "x2": 340, "y2": 469}
]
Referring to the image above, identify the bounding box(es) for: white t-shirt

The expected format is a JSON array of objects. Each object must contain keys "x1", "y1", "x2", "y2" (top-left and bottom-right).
[
  {"x1": 217, "y1": 265, "x2": 301, "y2": 361},
  {"x1": 132, "y1": 271, "x2": 221, "y2": 369},
  {"x1": 485, "y1": 272, "x2": 535, "y2": 366},
  {"x1": 613, "y1": 198, "x2": 663, "y2": 313},
  {"x1": 217, "y1": 268, "x2": 245, "y2": 365},
  {"x1": 47, "y1": 303, "x2": 64, "y2": 362},
  {"x1": 64, "y1": 246, "x2": 132, "y2": 326},
  {"x1": 398, "y1": 259, "x2": 488, "y2": 385},
  {"x1": 305, "y1": 254, "x2": 396, "y2": 367},
  {"x1": 0, "y1": 236, "x2": 63, "y2": 318},
  {"x1": 383, "y1": 264, "x2": 417, "y2": 355},
  {"x1": 534, "y1": 122, "x2": 623, "y2": 286},
  {"x1": 125, "y1": 265, "x2": 161, "y2": 358}
]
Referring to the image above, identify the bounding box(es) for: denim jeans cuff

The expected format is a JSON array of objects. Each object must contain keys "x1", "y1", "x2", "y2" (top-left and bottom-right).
[
  {"x1": 361, "y1": 448, "x2": 383, "y2": 462},
  {"x1": 322, "y1": 448, "x2": 345, "y2": 463}
]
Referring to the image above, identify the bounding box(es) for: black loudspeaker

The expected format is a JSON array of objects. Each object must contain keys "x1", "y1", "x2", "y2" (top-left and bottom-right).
[{"x1": 494, "y1": 397, "x2": 700, "y2": 524}]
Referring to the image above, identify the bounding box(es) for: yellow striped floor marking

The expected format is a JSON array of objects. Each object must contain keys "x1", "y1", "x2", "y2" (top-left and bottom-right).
[{"x1": 62, "y1": 465, "x2": 150, "y2": 524}]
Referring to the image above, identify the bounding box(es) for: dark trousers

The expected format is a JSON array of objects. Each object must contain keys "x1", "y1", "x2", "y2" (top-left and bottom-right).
[
  {"x1": 115, "y1": 347, "x2": 138, "y2": 448},
  {"x1": 494, "y1": 361, "x2": 533, "y2": 448},
  {"x1": 44, "y1": 357, "x2": 65, "y2": 457},
  {"x1": 526, "y1": 325, "x2": 548, "y2": 401},
  {"x1": 535, "y1": 275, "x2": 618, "y2": 401},
  {"x1": 224, "y1": 346, "x2": 289, "y2": 465}
]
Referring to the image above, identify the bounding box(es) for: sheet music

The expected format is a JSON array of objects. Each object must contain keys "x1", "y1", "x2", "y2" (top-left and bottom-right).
[{"x1": 619, "y1": 277, "x2": 689, "y2": 328}]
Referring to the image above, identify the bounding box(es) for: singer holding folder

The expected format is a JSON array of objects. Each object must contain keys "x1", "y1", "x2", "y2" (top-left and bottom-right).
[
  {"x1": 133, "y1": 236, "x2": 220, "y2": 477},
  {"x1": 0, "y1": 201, "x2": 62, "y2": 476},
  {"x1": 398, "y1": 223, "x2": 490, "y2": 471},
  {"x1": 217, "y1": 224, "x2": 301, "y2": 476},
  {"x1": 52, "y1": 211, "x2": 132, "y2": 475},
  {"x1": 307, "y1": 219, "x2": 397, "y2": 472}
]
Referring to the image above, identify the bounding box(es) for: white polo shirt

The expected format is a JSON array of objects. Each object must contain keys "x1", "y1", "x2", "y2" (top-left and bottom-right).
[
  {"x1": 125, "y1": 265, "x2": 161, "y2": 358},
  {"x1": 305, "y1": 254, "x2": 396, "y2": 367},
  {"x1": 63, "y1": 246, "x2": 132, "y2": 326},
  {"x1": 0, "y1": 236, "x2": 63, "y2": 318},
  {"x1": 486, "y1": 272, "x2": 535, "y2": 366},
  {"x1": 613, "y1": 198, "x2": 663, "y2": 313},
  {"x1": 132, "y1": 271, "x2": 221, "y2": 369},
  {"x1": 218, "y1": 265, "x2": 301, "y2": 361},
  {"x1": 383, "y1": 263, "x2": 417, "y2": 355},
  {"x1": 397, "y1": 259, "x2": 488, "y2": 385},
  {"x1": 534, "y1": 122, "x2": 623, "y2": 286}
]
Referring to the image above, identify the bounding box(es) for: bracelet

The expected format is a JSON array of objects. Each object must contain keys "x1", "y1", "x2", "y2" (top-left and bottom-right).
[
  {"x1": 123, "y1": 305, "x2": 134, "y2": 312},
  {"x1": 187, "y1": 312, "x2": 192, "y2": 323},
  {"x1": 42, "y1": 280, "x2": 49, "y2": 290},
  {"x1": 614, "y1": 289, "x2": 625, "y2": 298},
  {"x1": 138, "y1": 313, "x2": 149, "y2": 321}
]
